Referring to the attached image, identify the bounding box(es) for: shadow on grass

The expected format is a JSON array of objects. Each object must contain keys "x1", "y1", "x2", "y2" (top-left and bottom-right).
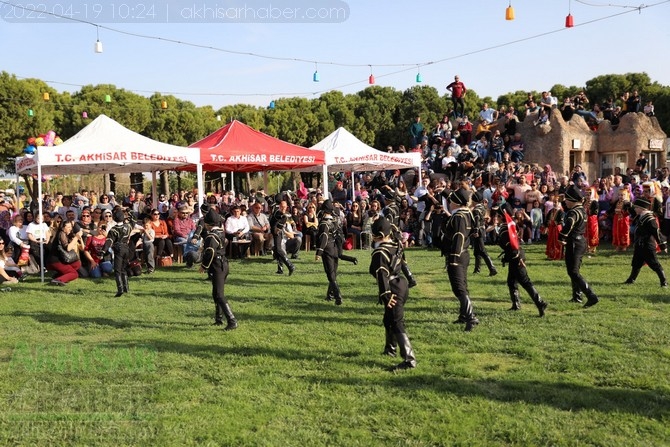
[
  {"x1": 103, "y1": 339, "x2": 336, "y2": 363},
  {"x1": 9, "y1": 311, "x2": 202, "y2": 330},
  {"x1": 310, "y1": 373, "x2": 670, "y2": 419}
]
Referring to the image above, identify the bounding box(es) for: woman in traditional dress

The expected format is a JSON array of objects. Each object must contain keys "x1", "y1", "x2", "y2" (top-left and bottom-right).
[
  {"x1": 545, "y1": 193, "x2": 564, "y2": 260},
  {"x1": 612, "y1": 188, "x2": 631, "y2": 251},
  {"x1": 586, "y1": 187, "x2": 600, "y2": 255}
]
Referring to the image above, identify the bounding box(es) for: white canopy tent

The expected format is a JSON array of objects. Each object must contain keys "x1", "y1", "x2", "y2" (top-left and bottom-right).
[
  {"x1": 14, "y1": 114, "x2": 201, "y2": 281},
  {"x1": 305, "y1": 127, "x2": 422, "y2": 198}
]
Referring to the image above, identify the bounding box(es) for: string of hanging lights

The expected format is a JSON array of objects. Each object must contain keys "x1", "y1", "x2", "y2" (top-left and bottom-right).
[{"x1": 2, "y1": 0, "x2": 667, "y2": 102}]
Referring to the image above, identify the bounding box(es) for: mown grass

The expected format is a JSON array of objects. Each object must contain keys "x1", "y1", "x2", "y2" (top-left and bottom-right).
[{"x1": 0, "y1": 243, "x2": 668, "y2": 446}]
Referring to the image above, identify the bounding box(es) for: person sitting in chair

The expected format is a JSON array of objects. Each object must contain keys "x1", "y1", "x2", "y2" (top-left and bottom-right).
[{"x1": 224, "y1": 205, "x2": 250, "y2": 259}]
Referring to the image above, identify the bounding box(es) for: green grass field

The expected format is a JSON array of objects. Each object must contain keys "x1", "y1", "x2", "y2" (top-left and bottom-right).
[{"x1": 0, "y1": 243, "x2": 668, "y2": 446}]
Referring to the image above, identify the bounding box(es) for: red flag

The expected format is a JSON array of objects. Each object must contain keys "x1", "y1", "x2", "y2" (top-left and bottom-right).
[{"x1": 504, "y1": 211, "x2": 520, "y2": 251}]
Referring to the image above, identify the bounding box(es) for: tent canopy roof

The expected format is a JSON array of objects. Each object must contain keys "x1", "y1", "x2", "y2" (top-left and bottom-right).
[
  {"x1": 190, "y1": 120, "x2": 324, "y2": 173},
  {"x1": 15, "y1": 114, "x2": 199, "y2": 175},
  {"x1": 303, "y1": 127, "x2": 421, "y2": 172}
]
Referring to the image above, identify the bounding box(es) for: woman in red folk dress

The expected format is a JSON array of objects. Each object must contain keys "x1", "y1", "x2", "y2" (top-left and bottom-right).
[
  {"x1": 545, "y1": 193, "x2": 565, "y2": 260},
  {"x1": 586, "y1": 187, "x2": 600, "y2": 255},
  {"x1": 612, "y1": 188, "x2": 631, "y2": 251}
]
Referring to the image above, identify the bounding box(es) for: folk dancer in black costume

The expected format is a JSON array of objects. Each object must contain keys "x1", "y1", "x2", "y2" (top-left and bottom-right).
[
  {"x1": 381, "y1": 185, "x2": 418, "y2": 287},
  {"x1": 332, "y1": 204, "x2": 358, "y2": 266},
  {"x1": 369, "y1": 216, "x2": 416, "y2": 370},
  {"x1": 494, "y1": 202, "x2": 548, "y2": 316},
  {"x1": 471, "y1": 191, "x2": 498, "y2": 276},
  {"x1": 442, "y1": 188, "x2": 479, "y2": 331},
  {"x1": 559, "y1": 184, "x2": 600, "y2": 308},
  {"x1": 103, "y1": 209, "x2": 134, "y2": 298},
  {"x1": 315, "y1": 200, "x2": 343, "y2": 305},
  {"x1": 191, "y1": 203, "x2": 212, "y2": 245},
  {"x1": 624, "y1": 197, "x2": 668, "y2": 287},
  {"x1": 199, "y1": 209, "x2": 237, "y2": 330},
  {"x1": 271, "y1": 200, "x2": 296, "y2": 275}
]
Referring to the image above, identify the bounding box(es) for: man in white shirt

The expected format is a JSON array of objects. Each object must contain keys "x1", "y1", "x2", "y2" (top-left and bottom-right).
[
  {"x1": 225, "y1": 205, "x2": 250, "y2": 258},
  {"x1": 479, "y1": 103, "x2": 497, "y2": 123},
  {"x1": 506, "y1": 176, "x2": 532, "y2": 209}
]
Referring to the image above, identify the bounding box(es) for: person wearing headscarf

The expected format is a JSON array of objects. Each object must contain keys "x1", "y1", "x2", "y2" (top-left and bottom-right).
[
  {"x1": 559, "y1": 185, "x2": 600, "y2": 308},
  {"x1": 199, "y1": 209, "x2": 237, "y2": 330},
  {"x1": 315, "y1": 200, "x2": 342, "y2": 305},
  {"x1": 624, "y1": 197, "x2": 668, "y2": 287},
  {"x1": 369, "y1": 216, "x2": 416, "y2": 370},
  {"x1": 471, "y1": 191, "x2": 498, "y2": 276},
  {"x1": 103, "y1": 208, "x2": 134, "y2": 297},
  {"x1": 494, "y1": 202, "x2": 548, "y2": 316},
  {"x1": 442, "y1": 188, "x2": 479, "y2": 331}
]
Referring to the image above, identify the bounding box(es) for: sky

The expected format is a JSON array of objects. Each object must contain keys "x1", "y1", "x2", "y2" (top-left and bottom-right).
[{"x1": 1, "y1": 0, "x2": 670, "y2": 111}]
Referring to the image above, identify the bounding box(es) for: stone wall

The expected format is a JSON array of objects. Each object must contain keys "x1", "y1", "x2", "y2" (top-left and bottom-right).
[{"x1": 490, "y1": 111, "x2": 667, "y2": 183}]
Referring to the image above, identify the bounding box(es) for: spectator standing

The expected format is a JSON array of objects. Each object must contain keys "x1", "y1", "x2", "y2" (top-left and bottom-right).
[{"x1": 446, "y1": 75, "x2": 467, "y2": 117}]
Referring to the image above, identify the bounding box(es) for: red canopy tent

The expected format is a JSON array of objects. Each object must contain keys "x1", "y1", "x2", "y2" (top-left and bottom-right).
[{"x1": 190, "y1": 120, "x2": 324, "y2": 172}]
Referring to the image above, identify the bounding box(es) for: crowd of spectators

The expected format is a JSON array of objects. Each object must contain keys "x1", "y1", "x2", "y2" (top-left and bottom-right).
[{"x1": 0, "y1": 87, "x2": 663, "y2": 287}]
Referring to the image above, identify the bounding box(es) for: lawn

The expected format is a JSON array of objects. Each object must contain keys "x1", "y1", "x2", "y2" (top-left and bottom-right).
[{"x1": 0, "y1": 243, "x2": 668, "y2": 446}]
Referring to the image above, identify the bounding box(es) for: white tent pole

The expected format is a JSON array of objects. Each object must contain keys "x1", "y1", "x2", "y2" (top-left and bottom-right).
[
  {"x1": 196, "y1": 164, "x2": 204, "y2": 218},
  {"x1": 37, "y1": 157, "x2": 44, "y2": 283},
  {"x1": 151, "y1": 171, "x2": 158, "y2": 210},
  {"x1": 15, "y1": 172, "x2": 20, "y2": 211},
  {"x1": 350, "y1": 171, "x2": 355, "y2": 201},
  {"x1": 322, "y1": 164, "x2": 329, "y2": 200},
  {"x1": 231, "y1": 172, "x2": 235, "y2": 196}
]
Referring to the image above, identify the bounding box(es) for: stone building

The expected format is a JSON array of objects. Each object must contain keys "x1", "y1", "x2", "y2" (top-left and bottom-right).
[{"x1": 505, "y1": 111, "x2": 667, "y2": 183}]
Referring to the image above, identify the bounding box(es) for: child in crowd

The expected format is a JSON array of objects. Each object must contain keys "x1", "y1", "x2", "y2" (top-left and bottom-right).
[
  {"x1": 530, "y1": 200, "x2": 543, "y2": 242},
  {"x1": 142, "y1": 218, "x2": 156, "y2": 274}
]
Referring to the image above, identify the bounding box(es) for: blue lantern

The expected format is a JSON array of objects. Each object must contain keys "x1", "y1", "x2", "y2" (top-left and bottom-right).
[
  {"x1": 268, "y1": 100, "x2": 276, "y2": 110},
  {"x1": 24, "y1": 145, "x2": 36, "y2": 155}
]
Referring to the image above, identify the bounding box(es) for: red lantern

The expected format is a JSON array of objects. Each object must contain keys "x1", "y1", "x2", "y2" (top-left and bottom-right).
[{"x1": 565, "y1": 13, "x2": 574, "y2": 28}]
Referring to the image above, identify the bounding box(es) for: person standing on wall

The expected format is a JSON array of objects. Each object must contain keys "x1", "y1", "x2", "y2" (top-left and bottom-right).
[{"x1": 446, "y1": 75, "x2": 467, "y2": 118}]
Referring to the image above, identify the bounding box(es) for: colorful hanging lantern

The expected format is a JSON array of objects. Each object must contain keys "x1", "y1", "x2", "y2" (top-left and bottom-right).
[
  {"x1": 369, "y1": 74, "x2": 375, "y2": 85},
  {"x1": 43, "y1": 92, "x2": 50, "y2": 101},
  {"x1": 506, "y1": 1, "x2": 515, "y2": 20},
  {"x1": 268, "y1": 100, "x2": 276, "y2": 110},
  {"x1": 313, "y1": 71, "x2": 320, "y2": 82},
  {"x1": 104, "y1": 94, "x2": 111, "y2": 103},
  {"x1": 416, "y1": 72, "x2": 422, "y2": 83},
  {"x1": 82, "y1": 111, "x2": 88, "y2": 119},
  {"x1": 565, "y1": 14, "x2": 574, "y2": 27},
  {"x1": 27, "y1": 109, "x2": 34, "y2": 117},
  {"x1": 161, "y1": 100, "x2": 168, "y2": 109}
]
